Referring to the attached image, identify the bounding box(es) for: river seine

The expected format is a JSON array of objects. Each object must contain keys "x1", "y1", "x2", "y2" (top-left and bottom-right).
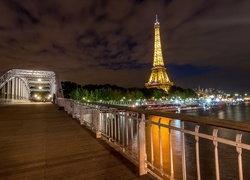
[
  {"x1": 149, "y1": 101, "x2": 250, "y2": 180},
  {"x1": 183, "y1": 101, "x2": 250, "y2": 180},
  {"x1": 182, "y1": 101, "x2": 250, "y2": 122}
]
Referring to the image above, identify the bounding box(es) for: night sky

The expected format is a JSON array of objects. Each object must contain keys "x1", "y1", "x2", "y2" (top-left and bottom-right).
[{"x1": 1, "y1": 0, "x2": 250, "y2": 94}]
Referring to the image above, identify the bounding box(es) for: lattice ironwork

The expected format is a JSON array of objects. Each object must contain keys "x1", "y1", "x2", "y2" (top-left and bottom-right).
[
  {"x1": 0, "y1": 69, "x2": 63, "y2": 101},
  {"x1": 145, "y1": 16, "x2": 173, "y2": 93}
]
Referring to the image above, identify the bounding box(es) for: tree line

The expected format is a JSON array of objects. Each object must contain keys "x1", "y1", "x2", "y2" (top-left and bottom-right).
[{"x1": 61, "y1": 81, "x2": 197, "y2": 102}]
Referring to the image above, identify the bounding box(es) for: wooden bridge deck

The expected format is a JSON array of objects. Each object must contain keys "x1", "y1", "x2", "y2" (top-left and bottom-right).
[{"x1": 0, "y1": 103, "x2": 154, "y2": 180}]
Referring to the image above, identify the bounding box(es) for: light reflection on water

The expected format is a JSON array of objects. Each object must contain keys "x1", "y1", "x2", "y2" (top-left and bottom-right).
[
  {"x1": 145, "y1": 117, "x2": 171, "y2": 176},
  {"x1": 82, "y1": 103, "x2": 250, "y2": 179},
  {"x1": 183, "y1": 101, "x2": 250, "y2": 122},
  {"x1": 147, "y1": 102, "x2": 250, "y2": 180}
]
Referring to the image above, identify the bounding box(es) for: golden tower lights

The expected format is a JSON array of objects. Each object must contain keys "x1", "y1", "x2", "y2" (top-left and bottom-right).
[{"x1": 145, "y1": 15, "x2": 173, "y2": 93}]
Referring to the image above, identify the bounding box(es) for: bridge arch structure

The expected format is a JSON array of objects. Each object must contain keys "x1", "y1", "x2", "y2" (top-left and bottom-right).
[{"x1": 0, "y1": 69, "x2": 63, "y2": 103}]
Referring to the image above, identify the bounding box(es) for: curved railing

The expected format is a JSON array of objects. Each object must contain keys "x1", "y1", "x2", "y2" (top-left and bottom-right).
[{"x1": 57, "y1": 98, "x2": 250, "y2": 180}]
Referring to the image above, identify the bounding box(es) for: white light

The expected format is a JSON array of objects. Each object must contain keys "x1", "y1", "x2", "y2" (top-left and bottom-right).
[
  {"x1": 206, "y1": 98, "x2": 211, "y2": 103},
  {"x1": 39, "y1": 86, "x2": 42, "y2": 89},
  {"x1": 38, "y1": 78, "x2": 41, "y2": 82}
]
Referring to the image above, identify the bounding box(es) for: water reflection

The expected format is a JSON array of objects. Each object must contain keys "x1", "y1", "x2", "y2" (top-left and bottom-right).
[
  {"x1": 81, "y1": 103, "x2": 250, "y2": 179},
  {"x1": 146, "y1": 102, "x2": 250, "y2": 179},
  {"x1": 146, "y1": 116, "x2": 182, "y2": 179},
  {"x1": 183, "y1": 102, "x2": 250, "y2": 122}
]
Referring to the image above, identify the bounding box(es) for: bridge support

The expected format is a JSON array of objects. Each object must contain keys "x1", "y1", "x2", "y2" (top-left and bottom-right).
[
  {"x1": 0, "y1": 69, "x2": 63, "y2": 103},
  {"x1": 0, "y1": 77, "x2": 28, "y2": 102}
]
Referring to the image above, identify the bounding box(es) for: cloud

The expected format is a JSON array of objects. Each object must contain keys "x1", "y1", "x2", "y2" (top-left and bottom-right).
[{"x1": 0, "y1": 0, "x2": 250, "y2": 93}]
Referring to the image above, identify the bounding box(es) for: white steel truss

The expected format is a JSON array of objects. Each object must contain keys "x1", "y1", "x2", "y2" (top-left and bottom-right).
[{"x1": 0, "y1": 69, "x2": 63, "y2": 103}]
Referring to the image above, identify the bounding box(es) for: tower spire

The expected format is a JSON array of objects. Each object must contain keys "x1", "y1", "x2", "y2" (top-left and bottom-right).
[
  {"x1": 145, "y1": 16, "x2": 173, "y2": 93},
  {"x1": 155, "y1": 15, "x2": 159, "y2": 26}
]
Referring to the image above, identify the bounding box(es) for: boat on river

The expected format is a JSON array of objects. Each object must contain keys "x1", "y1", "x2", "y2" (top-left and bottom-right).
[{"x1": 140, "y1": 104, "x2": 202, "y2": 112}]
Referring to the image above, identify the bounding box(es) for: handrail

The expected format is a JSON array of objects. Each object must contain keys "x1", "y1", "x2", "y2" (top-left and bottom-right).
[
  {"x1": 81, "y1": 100, "x2": 250, "y2": 133},
  {"x1": 57, "y1": 98, "x2": 250, "y2": 180}
]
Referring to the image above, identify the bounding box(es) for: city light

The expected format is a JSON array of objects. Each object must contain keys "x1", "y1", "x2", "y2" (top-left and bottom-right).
[{"x1": 47, "y1": 94, "x2": 51, "y2": 100}]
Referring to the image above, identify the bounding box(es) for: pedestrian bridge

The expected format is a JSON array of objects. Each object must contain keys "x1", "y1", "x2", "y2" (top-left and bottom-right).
[
  {"x1": 0, "y1": 69, "x2": 63, "y2": 103},
  {"x1": 1, "y1": 94, "x2": 250, "y2": 179},
  {"x1": 0, "y1": 103, "x2": 153, "y2": 179},
  {"x1": 58, "y1": 99, "x2": 250, "y2": 180}
]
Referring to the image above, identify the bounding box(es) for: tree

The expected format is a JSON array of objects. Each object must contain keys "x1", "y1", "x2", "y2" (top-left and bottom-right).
[
  {"x1": 63, "y1": 81, "x2": 197, "y2": 102},
  {"x1": 62, "y1": 81, "x2": 81, "y2": 98},
  {"x1": 70, "y1": 87, "x2": 85, "y2": 100},
  {"x1": 153, "y1": 90, "x2": 166, "y2": 100},
  {"x1": 168, "y1": 86, "x2": 197, "y2": 100}
]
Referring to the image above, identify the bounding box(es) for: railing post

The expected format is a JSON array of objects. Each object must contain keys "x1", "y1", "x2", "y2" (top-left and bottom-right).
[
  {"x1": 236, "y1": 134, "x2": 243, "y2": 180},
  {"x1": 195, "y1": 125, "x2": 201, "y2": 180},
  {"x1": 126, "y1": 112, "x2": 129, "y2": 148},
  {"x1": 181, "y1": 121, "x2": 187, "y2": 180},
  {"x1": 80, "y1": 105, "x2": 83, "y2": 125},
  {"x1": 213, "y1": 129, "x2": 220, "y2": 180},
  {"x1": 96, "y1": 108, "x2": 101, "y2": 138},
  {"x1": 158, "y1": 118, "x2": 163, "y2": 175},
  {"x1": 150, "y1": 116, "x2": 154, "y2": 169},
  {"x1": 139, "y1": 113, "x2": 147, "y2": 175},
  {"x1": 168, "y1": 120, "x2": 174, "y2": 179},
  {"x1": 72, "y1": 102, "x2": 76, "y2": 118}
]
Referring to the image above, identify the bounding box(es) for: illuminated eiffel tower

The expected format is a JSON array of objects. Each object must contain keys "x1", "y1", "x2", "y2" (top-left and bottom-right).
[{"x1": 145, "y1": 15, "x2": 173, "y2": 93}]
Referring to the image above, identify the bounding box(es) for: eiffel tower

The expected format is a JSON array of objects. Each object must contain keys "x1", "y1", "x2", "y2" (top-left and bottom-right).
[{"x1": 145, "y1": 15, "x2": 173, "y2": 93}]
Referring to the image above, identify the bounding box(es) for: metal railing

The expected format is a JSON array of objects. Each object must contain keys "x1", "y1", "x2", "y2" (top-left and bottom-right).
[
  {"x1": 0, "y1": 98, "x2": 30, "y2": 104},
  {"x1": 57, "y1": 98, "x2": 250, "y2": 180}
]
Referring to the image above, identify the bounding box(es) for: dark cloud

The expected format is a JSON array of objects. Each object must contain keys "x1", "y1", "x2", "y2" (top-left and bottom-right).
[
  {"x1": 3, "y1": 0, "x2": 40, "y2": 25},
  {"x1": 0, "y1": 0, "x2": 250, "y2": 93},
  {"x1": 52, "y1": 43, "x2": 66, "y2": 54}
]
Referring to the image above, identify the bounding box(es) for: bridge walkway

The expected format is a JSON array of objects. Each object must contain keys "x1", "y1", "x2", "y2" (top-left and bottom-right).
[{"x1": 0, "y1": 103, "x2": 154, "y2": 180}]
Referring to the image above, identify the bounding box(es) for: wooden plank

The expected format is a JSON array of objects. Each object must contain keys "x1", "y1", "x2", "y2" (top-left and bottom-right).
[{"x1": 0, "y1": 103, "x2": 154, "y2": 179}]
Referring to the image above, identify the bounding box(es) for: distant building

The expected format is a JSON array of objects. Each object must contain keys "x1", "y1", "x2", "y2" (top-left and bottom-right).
[{"x1": 195, "y1": 87, "x2": 227, "y2": 99}]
